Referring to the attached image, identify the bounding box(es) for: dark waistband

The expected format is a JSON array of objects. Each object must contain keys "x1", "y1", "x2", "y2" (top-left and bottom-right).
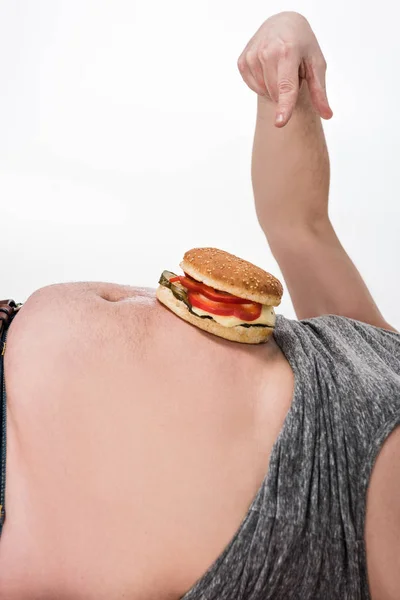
[{"x1": 0, "y1": 300, "x2": 22, "y2": 536}]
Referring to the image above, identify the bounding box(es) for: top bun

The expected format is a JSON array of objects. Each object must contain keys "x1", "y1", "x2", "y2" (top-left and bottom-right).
[{"x1": 180, "y1": 247, "x2": 283, "y2": 306}]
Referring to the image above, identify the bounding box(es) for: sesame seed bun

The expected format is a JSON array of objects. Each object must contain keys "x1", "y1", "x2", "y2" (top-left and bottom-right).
[
  {"x1": 180, "y1": 248, "x2": 283, "y2": 306},
  {"x1": 156, "y1": 285, "x2": 274, "y2": 344}
]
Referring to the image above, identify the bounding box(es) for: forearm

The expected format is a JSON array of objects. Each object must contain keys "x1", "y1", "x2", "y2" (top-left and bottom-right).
[
  {"x1": 252, "y1": 84, "x2": 329, "y2": 230},
  {"x1": 252, "y1": 87, "x2": 391, "y2": 328}
]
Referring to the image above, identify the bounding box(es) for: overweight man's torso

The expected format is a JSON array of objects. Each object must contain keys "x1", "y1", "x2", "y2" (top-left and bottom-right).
[
  {"x1": 0, "y1": 282, "x2": 398, "y2": 600},
  {"x1": 0, "y1": 282, "x2": 294, "y2": 600}
]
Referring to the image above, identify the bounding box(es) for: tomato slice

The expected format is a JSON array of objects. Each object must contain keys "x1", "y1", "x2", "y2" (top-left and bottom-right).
[
  {"x1": 170, "y1": 274, "x2": 255, "y2": 305},
  {"x1": 189, "y1": 292, "x2": 233, "y2": 316},
  {"x1": 189, "y1": 292, "x2": 262, "y2": 322},
  {"x1": 233, "y1": 302, "x2": 262, "y2": 321}
]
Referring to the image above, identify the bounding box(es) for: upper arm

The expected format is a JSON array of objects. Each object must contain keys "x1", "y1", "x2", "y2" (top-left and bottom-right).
[
  {"x1": 268, "y1": 219, "x2": 394, "y2": 330},
  {"x1": 378, "y1": 322, "x2": 399, "y2": 334}
]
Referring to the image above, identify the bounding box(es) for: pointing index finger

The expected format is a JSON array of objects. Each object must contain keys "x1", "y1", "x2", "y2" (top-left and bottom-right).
[{"x1": 275, "y1": 58, "x2": 301, "y2": 127}]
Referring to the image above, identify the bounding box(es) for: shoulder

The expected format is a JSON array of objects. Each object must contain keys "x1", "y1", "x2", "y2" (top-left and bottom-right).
[
  {"x1": 277, "y1": 314, "x2": 400, "y2": 354},
  {"x1": 304, "y1": 314, "x2": 399, "y2": 339}
]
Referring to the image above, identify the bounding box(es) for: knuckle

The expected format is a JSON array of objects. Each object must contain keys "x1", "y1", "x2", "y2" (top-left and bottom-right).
[
  {"x1": 245, "y1": 50, "x2": 258, "y2": 67},
  {"x1": 278, "y1": 78, "x2": 297, "y2": 95},
  {"x1": 277, "y1": 41, "x2": 296, "y2": 60},
  {"x1": 262, "y1": 40, "x2": 297, "y2": 62},
  {"x1": 257, "y1": 46, "x2": 271, "y2": 62}
]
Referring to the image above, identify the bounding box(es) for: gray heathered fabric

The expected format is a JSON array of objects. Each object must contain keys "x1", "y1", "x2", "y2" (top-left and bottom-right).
[{"x1": 181, "y1": 314, "x2": 400, "y2": 600}]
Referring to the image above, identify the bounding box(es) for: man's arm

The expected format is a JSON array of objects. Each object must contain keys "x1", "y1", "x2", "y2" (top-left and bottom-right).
[
  {"x1": 239, "y1": 12, "x2": 395, "y2": 330},
  {"x1": 252, "y1": 88, "x2": 394, "y2": 329}
]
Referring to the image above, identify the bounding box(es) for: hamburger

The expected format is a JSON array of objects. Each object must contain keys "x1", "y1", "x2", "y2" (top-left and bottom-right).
[{"x1": 156, "y1": 248, "x2": 283, "y2": 344}]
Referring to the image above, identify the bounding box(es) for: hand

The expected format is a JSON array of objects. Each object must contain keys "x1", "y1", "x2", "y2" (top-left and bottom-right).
[{"x1": 237, "y1": 12, "x2": 333, "y2": 127}]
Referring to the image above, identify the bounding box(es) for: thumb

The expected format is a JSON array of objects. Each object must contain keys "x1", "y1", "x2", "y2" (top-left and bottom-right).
[{"x1": 307, "y1": 61, "x2": 333, "y2": 119}]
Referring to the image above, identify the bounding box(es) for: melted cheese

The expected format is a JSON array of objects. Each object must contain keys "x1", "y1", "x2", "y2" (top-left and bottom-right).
[{"x1": 191, "y1": 304, "x2": 276, "y2": 328}]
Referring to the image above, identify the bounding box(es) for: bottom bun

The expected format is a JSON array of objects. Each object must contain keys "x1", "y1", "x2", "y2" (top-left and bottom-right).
[{"x1": 156, "y1": 285, "x2": 274, "y2": 344}]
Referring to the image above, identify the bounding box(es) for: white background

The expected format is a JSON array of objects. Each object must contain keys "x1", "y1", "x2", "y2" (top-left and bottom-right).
[{"x1": 0, "y1": 1, "x2": 399, "y2": 324}]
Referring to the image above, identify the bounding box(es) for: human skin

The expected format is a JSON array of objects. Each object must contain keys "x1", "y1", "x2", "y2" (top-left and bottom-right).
[
  {"x1": 0, "y1": 11, "x2": 398, "y2": 600},
  {"x1": 240, "y1": 12, "x2": 400, "y2": 599},
  {"x1": 0, "y1": 282, "x2": 295, "y2": 600}
]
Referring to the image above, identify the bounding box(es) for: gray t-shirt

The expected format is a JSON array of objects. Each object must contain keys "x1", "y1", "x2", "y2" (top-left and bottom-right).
[{"x1": 181, "y1": 314, "x2": 400, "y2": 600}]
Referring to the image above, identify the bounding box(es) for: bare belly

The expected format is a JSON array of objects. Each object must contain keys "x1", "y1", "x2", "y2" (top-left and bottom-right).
[{"x1": 0, "y1": 283, "x2": 294, "y2": 600}]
